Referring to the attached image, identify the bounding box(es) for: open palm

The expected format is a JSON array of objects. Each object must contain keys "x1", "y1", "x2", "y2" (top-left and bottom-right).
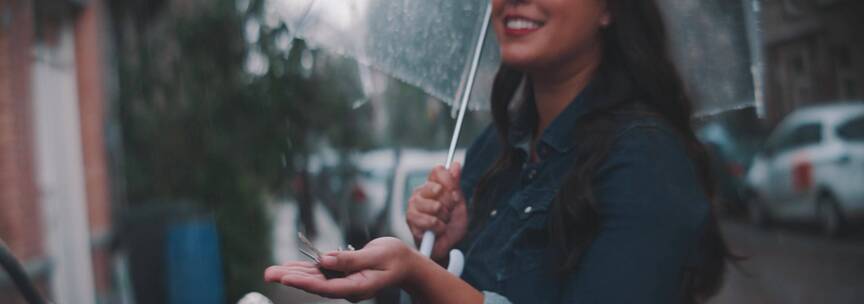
[{"x1": 265, "y1": 237, "x2": 414, "y2": 302}]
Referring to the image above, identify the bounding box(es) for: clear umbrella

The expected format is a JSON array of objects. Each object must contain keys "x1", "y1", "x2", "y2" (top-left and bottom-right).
[{"x1": 272, "y1": 0, "x2": 763, "y2": 277}]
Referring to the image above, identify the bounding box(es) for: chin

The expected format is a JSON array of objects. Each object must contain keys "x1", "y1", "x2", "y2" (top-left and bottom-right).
[{"x1": 500, "y1": 51, "x2": 545, "y2": 72}]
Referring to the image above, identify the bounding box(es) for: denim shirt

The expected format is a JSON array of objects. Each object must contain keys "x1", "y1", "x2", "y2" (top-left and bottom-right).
[{"x1": 458, "y1": 82, "x2": 709, "y2": 304}]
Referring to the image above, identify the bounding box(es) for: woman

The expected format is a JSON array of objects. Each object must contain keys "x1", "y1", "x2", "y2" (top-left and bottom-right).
[{"x1": 265, "y1": 0, "x2": 735, "y2": 303}]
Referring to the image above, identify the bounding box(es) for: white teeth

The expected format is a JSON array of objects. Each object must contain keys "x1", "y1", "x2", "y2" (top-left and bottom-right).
[{"x1": 506, "y1": 19, "x2": 541, "y2": 30}]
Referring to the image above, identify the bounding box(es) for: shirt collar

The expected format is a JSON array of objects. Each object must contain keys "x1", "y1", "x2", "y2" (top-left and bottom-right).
[{"x1": 507, "y1": 77, "x2": 605, "y2": 154}]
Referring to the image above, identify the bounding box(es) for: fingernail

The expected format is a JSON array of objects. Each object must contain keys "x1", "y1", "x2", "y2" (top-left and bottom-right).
[
  {"x1": 431, "y1": 183, "x2": 442, "y2": 193},
  {"x1": 321, "y1": 255, "x2": 337, "y2": 266},
  {"x1": 452, "y1": 191, "x2": 459, "y2": 202}
]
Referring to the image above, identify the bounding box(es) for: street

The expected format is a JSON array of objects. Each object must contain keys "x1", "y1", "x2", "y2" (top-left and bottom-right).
[
  {"x1": 267, "y1": 201, "x2": 864, "y2": 304},
  {"x1": 711, "y1": 220, "x2": 864, "y2": 304}
]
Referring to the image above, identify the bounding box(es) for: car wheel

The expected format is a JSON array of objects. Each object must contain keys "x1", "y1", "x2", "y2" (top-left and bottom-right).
[
  {"x1": 818, "y1": 195, "x2": 845, "y2": 237},
  {"x1": 747, "y1": 194, "x2": 770, "y2": 227}
]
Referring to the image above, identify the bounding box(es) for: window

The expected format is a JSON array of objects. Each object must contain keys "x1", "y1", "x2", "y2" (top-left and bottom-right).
[
  {"x1": 795, "y1": 123, "x2": 822, "y2": 147},
  {"x1": 773, "y1": 123, "x2": 822, "y2": 153},
  {"x1": 838, "y1": 115, "x2": 864, "y2": 142}
]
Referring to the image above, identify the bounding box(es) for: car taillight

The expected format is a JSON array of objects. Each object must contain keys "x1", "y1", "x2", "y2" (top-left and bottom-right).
[
  {"x1": 792, "y1": 161, "x2": 813, "y2": 193},
  {"x1": 351, "y1": 185, "x2": 367, "y2": 203}
]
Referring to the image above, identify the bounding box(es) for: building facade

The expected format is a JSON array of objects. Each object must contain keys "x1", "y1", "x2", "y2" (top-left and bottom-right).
[
  {"x1": 761, "y1": 0, "x2": 864, "y2": 124},
  {"x1": 0, "y1": 0, "x2": 113, "y2": 303}
]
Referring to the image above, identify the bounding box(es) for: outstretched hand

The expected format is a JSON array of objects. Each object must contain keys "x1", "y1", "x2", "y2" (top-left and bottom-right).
[{"x1": 265, "y1": 237, "x2": 419, "y2": 303}]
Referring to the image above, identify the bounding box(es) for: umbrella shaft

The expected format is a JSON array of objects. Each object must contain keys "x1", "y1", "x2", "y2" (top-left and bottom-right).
[{"x1": 445, "y1": 2, "x2": 493, "y2": 170}]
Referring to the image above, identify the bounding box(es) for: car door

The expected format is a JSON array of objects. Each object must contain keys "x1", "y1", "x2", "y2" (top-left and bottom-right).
[
  {"x1": 770, "y1": 123, "x2": 822, "y2": 218},
  {"x1": 833, "y1": 114, "x2": 864, "y2": 209}
]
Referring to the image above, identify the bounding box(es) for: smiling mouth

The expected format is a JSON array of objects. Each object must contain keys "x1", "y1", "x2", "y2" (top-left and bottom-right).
[{"x1": 503, "y1": 16, "x2": 544, "y2": 35}]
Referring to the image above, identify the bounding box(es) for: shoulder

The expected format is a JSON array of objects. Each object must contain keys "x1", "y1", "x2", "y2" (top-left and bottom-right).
[
  {"x1": 612, "y1": 114, "x2": 689, "y2": 160},
  {"x1": 594, "y1": 113, "x2": 709, "y2": 229}
]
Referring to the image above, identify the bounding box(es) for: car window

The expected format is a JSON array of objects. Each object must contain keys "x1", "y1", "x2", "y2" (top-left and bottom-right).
[
  {"x1": 773, "y1": 123, "x2": 821, "y2": 153},
  {"x1": 795, "y1": 123, "x2": 822, "y2": 147},
  {"x1": 837, "y1": 115, "x2": 864, "y2": 142},
  {"x1": 769, "y1": 129, "x2": 795, "y2": 154},
  {"x1": 403, "y1": 171, "x2": 430, "y2": 212}
]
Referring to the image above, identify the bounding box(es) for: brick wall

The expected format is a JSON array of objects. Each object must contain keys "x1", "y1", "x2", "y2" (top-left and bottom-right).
[
  {"x1": 1, "y1": 0, "x2": 115, "y2": 301},
  {"x1": 74, "y1": 0, "x2": 113, "y2": 296},
  {"x1": 0, "y1": 0, "x2": 43, "y2": 265},
  {"x1": 0, "y1": 0, "x2": 48, "y2": 302}
]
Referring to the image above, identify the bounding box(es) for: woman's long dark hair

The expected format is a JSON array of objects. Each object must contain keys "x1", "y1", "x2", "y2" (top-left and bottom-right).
[{"x1": 470, "y1": 1, "x2": 735, "y2": 303}]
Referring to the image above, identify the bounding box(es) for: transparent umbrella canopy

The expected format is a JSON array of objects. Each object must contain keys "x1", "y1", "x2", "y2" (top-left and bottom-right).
[
  {"x1": 659, "y1": 0, "x2": 764, "y2": 116},
  {"x1": 274, "y1": 0, "x2": 762, "y2": 116}
]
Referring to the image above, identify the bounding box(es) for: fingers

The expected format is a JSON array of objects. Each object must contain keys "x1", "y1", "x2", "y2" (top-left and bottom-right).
[
  {"x1": 319, "y1": 250, "x2": 377, "y2": 273},
  {"x1": 450, "y1": 161, "x2": 462, "y2": 182},
  {"x1": 415, "y1": 181, "x2": 444, "y2": 199},
  {"x1": 411, "y1": 196, "x2": 451, "y2": 222},
  {"x1": 412, "y1": 182, "x2": 459, "y2": 211},
  {"x1": 427, "y1": 165, "x2": 459, "y2": 192},
  {"x1": 406, "y1": 209, "x2": 447, "y2": 237}
]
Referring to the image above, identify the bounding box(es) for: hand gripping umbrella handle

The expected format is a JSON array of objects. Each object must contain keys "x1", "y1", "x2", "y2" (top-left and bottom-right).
[
  {"x1": 416, "y1": 1, "x2": 492, "y2": 279},
  {"x1": 420, "y1": 231, "x2": 465, "y2": 276}
]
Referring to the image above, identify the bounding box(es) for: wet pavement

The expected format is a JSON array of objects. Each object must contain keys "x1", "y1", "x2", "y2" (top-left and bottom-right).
[{"x1": 711, "y1": 220, "x2": 864, "y2": 304}]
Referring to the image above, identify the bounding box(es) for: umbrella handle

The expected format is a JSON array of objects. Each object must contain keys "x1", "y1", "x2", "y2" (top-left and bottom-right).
[{"x1": 419, "y1": 231, "x2": 465, "y2": 276}]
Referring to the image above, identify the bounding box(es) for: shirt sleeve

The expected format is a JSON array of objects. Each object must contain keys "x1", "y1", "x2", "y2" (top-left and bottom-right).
[{"x1": 560, "y1": 125, "x2": 709, "y2": 304}]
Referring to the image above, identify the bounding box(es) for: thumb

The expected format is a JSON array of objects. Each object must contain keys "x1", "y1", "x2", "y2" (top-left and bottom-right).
[
  {"x1": 319, "y1": 250, "x2": 375, "y2": 273},
  {"x1": 449, "y1": 161, "x2": 462, "y2": 182}
]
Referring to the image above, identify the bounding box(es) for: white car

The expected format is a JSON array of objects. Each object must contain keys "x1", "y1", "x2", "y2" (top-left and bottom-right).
[
  {"x1": 345, "y1": 149, "x2": 397, "y2": 245},
  {"x1": 745, "y1": 102, "x2": 864, "y2": 235},
  {"x1": 386, "y1": 149, "x2": 466, "y2": 245}
]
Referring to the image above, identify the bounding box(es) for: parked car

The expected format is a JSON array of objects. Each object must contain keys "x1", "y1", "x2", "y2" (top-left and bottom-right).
[
  {"x1": 385, "y1": 149, "x2": 466, "y2": 245},
  {"x1": 745, "y1": 102, "x2": 864, "y2": 236},
  {"x1": 346, "y1": 149, "x2": 397, "y2": 246},
  {"x1": 307, "y1": 148, "x2": 396, "y2": 246}
]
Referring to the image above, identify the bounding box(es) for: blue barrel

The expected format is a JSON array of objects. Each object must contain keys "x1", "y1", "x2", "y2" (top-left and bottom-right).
[{"x1": 165, "y1": 217, "x2": 225, "y2": 304}]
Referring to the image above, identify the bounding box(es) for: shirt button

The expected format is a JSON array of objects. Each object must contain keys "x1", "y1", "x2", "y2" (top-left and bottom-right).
[
  {"x1": 524, "y1": 206, "x2": 533, "y2": 214},
  {"x1": 490, "y1": 209, "x2": 498, "y2": 217}
]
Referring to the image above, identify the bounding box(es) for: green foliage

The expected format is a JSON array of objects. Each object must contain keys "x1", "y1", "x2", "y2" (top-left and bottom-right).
[{"x1": 108, "y1": 0, "x2": 367, "y2": 301}]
